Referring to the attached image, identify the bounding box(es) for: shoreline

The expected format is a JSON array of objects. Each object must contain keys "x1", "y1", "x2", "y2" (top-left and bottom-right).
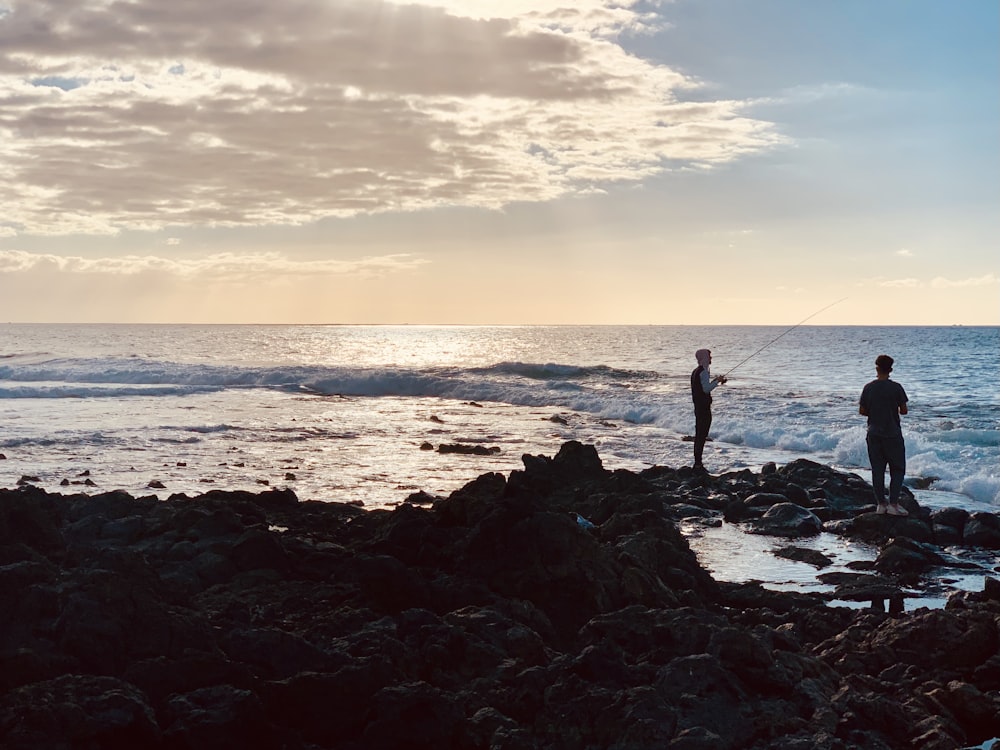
[{"x1": 2, "y1": 442, "x2": 1000, "y2": 748}]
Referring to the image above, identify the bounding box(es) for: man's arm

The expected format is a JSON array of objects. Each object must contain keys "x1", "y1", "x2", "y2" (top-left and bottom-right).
[{"x1": 899, "y1": 404, "x2": 908, "y2": 415}]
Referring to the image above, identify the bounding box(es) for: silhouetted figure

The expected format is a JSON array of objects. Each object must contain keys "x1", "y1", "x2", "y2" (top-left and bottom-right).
[
  {"x1": 690, "y1": 348, "x2": 726, "y2": 470},
  {"x1": 859, "y1": 354, "x2": 909, "y2": 516}
]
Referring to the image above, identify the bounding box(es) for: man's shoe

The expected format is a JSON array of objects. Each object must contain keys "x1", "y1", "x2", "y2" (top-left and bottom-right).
[
  {"x1": 875, "y1": 504, "x2": 888, "y2": 515},
  {"x1": 887, "y1": 504, "x2": 909, "y2": 516}
]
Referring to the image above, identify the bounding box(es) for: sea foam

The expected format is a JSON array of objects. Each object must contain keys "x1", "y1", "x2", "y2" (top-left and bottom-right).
[{"x1": 1, "y1": 325, "x2": 996, "y2": 508}]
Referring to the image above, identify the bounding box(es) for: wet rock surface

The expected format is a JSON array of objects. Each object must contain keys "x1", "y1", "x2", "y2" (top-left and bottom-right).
[{"x1": 1, "y1": 442, "x2": 999, "y2": 749}]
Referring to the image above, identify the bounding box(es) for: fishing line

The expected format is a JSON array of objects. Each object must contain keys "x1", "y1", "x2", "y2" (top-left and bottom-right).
[{"x1": 719, "y1": 297, "x2": 848, "y2": 380}]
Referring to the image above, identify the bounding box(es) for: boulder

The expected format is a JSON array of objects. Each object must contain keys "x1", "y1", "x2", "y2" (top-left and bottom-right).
[
  {"x1": 0, "y1": 488, "x2": 66, "y2": 554},
  {"x1": 818, "y1": 571, "x2": 905, "y2": 605},
  {"x1": 747, "y1": 503, "x2": 823, "y2": 537},
  {"x1": 874, "y1": 537, "x2": 946, "y2": 577},
  {"x1": 775, "y1": 546, "x2": 834, "y2": 568},
  {"x1": 850, "y1": 512, "x2": 934, "y2": 544},
  {"x1": 229, "y1": 529, "x2": 290, "y2": 573},
  {"x1": 931, "y1": 506, "x2": 969, "y2": 531},
  {"x1": 963, "y1": 513, "x2": 1000, "y2": 548},
  {"x1": 744, "y1": 492, "x2": 790, "y2": 508},
  {"x1": 433, "y1": 472, "x2": 508, "y2": 527},
  {"x1": 437, "y1": 443, "x2": 502, "y2": 455}
]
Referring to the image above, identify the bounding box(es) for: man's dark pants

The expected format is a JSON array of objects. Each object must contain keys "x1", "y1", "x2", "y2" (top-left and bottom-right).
[
  {"x1": 866, "y1": 433, "x2": 906, "y2": 504},
  {"x1": 694, "y1": 405, "x2": 712, "y2": 467}
]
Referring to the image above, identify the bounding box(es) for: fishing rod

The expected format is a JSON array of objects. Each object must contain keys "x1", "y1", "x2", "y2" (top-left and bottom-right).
[{"x1": 718, "y1": 297, "x2": 848, "y2": 380}]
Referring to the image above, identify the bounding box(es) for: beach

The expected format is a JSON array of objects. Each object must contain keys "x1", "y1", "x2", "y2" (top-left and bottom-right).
[{"x1": 2, "y1": 441, "x2": 1000, "y2": 749}]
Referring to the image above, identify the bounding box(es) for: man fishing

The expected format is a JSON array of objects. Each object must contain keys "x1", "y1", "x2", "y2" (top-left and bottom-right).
[
  {"x1": 859, "y1": 354, "x2": 909, "y2": 516},
  {"x1": 691, "y1": 349, "x2": 726, "y2": 471},
  {"x1": 685, "y1": 298, "x2": 844, "y2": 472}
]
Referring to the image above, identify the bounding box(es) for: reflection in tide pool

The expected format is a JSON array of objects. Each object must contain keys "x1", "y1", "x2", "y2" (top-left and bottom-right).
[
  {"x1": 682, "y1": 518, "x2": 996, "y2": 611},
  {"x1": 682, "y1": 520, "x2": 876, "y2": 596}
]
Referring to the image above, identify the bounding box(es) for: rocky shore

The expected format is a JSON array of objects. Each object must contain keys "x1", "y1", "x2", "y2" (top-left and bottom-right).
[{"x1": 2, "y1": 441, "x2": 999, "y2": 749}]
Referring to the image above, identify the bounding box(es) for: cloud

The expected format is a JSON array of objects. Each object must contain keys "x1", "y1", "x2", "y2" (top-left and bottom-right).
[
  {"x1": 864, "y1": 274, "x2": 999, "y2": 290},
  {"x1": 878, "y1": 278, "x2": 922, "y2": 288},
  {"x1": 931, "y1": 274, "x2": 999, "y2": 288},
  {"x1": 750, "y1": 81, "x2": 880, "y2": 110},
  {"x1": 895, "y1": 249, "x2": 913, "y2": 257},
  {"x1": 0, "y1": 248, "x2": 429, "y2": 280},
  {"x1": 0, "y1": 0, "x2": 785, "y2": 235}
]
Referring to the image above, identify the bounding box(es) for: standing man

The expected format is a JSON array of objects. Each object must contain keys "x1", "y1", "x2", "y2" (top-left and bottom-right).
[
  {"x1": 859, "y1": 354, "x2": 909, "y2": 516},
  {"x1": 691, "y1": 349, "x2": 726, "y2": 471}
]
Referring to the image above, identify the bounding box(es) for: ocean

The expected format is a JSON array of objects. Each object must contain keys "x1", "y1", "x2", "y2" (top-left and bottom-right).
[{"x1": 1, "y1": 324, "x2": 997, "y2": 512}]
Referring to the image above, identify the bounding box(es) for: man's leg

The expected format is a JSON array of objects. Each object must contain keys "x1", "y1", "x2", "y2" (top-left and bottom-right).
[
  {"x1": 886, "y1": 437, "x2": 906, "y2": 505},
  {"x1": 694, "y1": 407, "x2": 712, "y2": 467},
  {"x1": 866, "y1": 434, "x2": 887, "y2": 506}
]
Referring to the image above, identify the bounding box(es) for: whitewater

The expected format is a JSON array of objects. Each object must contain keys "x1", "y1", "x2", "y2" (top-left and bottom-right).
[{"x1": 0, "y1": 324, "x2": 997, "y2": 511}]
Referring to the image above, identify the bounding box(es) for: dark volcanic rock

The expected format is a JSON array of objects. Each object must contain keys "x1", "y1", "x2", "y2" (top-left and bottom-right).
[
  {"x1": 817, "y1": 571, "x2": 907, "y2": 606},
  {"x1": 0, "y1": 674, "x2": 161, "y2": 748},
  {"x1": 778, "y1": 458, "x2": 921, "y2": 518},
  {"x1": 437, "y1": 443, "x2": 502, "y2": 455},
  {"x1": 963, "y1": 513, "x2": 1000, "y2": 548},
  {"x1": 775, "y1": 545, "x2": 834, "y2": 568},
  {"x1": 874, "y1": 537, "x2": 946, "y2": 579},
  {"x1": 744, "y1": 491, "x2": 790, "y2": 508},
  {"x1": 0, "y1": 443, "x2": 997, "y2": 750},
  {"x1": 747, "y1": 502, "x2": 823, "y2": 537},
  {"x1": 851, "y1": 511, "x2": 935, "y2": 544}
]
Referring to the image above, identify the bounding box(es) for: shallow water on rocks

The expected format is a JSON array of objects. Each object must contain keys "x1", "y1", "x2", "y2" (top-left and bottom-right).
[
  {"x1": 683, "y1": 521, "x2": 880, "y2": 607},
  {"x1": 684, "y1": 488, "x2": 1000, "y2": 611}
]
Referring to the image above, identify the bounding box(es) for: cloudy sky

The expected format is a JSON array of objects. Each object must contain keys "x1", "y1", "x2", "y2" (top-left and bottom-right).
[{"x1": 0, "y1": 0, "x2": 996, "y2": 324}]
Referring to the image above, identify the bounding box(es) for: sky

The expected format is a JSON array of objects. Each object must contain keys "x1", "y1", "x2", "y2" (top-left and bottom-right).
[{"x1": 0, "y1": 0, "x2": 997, "y2": 325}]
